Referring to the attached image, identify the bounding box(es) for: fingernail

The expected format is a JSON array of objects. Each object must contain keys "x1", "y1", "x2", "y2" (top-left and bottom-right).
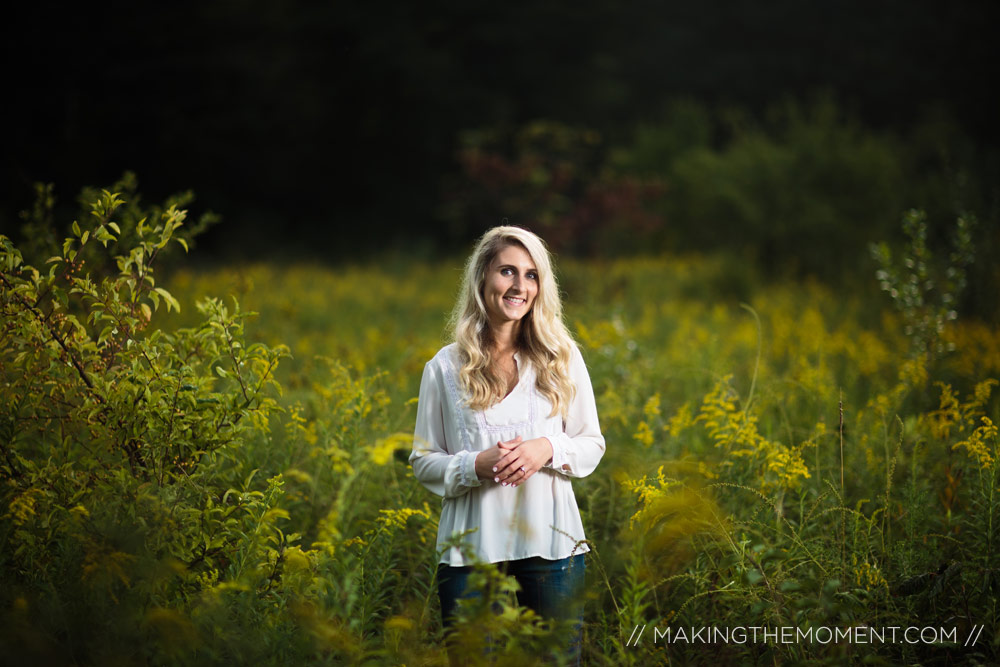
[
  {"x1": 492, "y1": 467, "x2": 497, "y2": 472},
  {"x1": 494, "y1": 477, "x2": 499, "y2": 483}
]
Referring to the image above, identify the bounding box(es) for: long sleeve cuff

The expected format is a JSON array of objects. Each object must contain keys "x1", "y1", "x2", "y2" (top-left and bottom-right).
[
  {"x1": 545, "y1": 435, "x2": 569, "y2": 471},
  {"x1": 543, "y1": 431, "x2": 603, "y2": 477},
  {"x1": 457, "y1": 449, "x2": 482, "y2": 489}
]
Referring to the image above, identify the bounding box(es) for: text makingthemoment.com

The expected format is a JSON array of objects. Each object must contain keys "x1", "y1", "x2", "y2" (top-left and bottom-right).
[{"x1": 624, "y1": 624, "x2": 986, "y2": 647}]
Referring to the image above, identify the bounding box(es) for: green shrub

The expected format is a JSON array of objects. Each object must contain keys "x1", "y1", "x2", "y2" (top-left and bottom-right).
[
  {"x1": 616, "y1": 96, "x2": 906, "y2": 278},
  {"x1": 0, "y1": 183, "x2": 295, "y2": 664}
]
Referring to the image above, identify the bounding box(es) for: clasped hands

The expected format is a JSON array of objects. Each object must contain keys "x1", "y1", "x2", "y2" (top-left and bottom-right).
[{"x1": 474, "y1": 435, "x2": 553, "y2": 487}]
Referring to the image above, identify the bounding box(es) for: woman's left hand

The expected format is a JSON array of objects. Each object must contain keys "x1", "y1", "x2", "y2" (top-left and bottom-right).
[{"x1": 494, "y1": 437, "x2": 553, "y2": 487}]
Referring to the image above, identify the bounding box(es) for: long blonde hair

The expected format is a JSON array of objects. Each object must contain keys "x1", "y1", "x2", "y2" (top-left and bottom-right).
[{"x1": 450, "y1": 226, "x2": 577, "y2": 418}]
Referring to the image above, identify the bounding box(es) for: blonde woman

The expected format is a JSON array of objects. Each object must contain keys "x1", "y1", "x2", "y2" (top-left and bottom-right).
[{"x1": 410, "y1": 225, "x2": 605, "y2": 661}]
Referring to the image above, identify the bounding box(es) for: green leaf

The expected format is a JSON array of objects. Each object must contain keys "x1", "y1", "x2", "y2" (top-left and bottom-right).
[
  {"x1": 72, "y1": 220, "x2": 81, "y2": 237},
  {"x1": 154, "y1": 287, "x2": 180, "y2": 313},
  {"x1": 779, "y1": 579, "x2": 801, "y2": 593}
]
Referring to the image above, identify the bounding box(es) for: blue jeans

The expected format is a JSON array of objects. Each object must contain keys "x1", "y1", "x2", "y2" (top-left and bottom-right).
[{"x1": 438, "y1": 554, "x2": 585, "y2": 663}]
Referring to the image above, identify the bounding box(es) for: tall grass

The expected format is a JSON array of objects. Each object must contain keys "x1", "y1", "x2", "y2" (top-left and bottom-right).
[{"x1": 137, "y1": 252, "x2": 999, "y2": 663}]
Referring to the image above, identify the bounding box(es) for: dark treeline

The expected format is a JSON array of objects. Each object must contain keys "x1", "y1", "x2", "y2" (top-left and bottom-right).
[{"x1": 2, "y1": 0, "x2": 996, "y2": 260}]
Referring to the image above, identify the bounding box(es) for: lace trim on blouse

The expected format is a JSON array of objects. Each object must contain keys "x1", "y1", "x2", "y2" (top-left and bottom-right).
[{"x1": 440, "y1": 347, "x2": 538, "y2": 435}]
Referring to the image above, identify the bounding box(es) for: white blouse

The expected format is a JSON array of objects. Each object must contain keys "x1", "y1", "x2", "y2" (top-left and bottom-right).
[{"x1": 410, "y1": 342, "x2": 606, "y2": 566}]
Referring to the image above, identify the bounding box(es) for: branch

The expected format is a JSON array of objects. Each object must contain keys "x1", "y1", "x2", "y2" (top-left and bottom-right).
[{"x1": 1, "y1": 272, "x2": 100, "y2": 397}]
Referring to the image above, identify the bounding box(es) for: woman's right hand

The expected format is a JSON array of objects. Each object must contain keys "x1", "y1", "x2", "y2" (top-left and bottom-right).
[{"x1": 475, "y1": 435, "x2": 522, "y2": 480}]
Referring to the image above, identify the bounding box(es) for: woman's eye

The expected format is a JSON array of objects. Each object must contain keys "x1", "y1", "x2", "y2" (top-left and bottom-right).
[
  {"x1": 501, "y1": 268, "x2": 513, "y2": 276},
  {"x1": 526, "y1": 272, "x2": 538, "y2": 280}
]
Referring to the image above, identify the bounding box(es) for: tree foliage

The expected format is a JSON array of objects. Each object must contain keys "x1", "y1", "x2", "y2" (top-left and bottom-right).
[{"x1": 1, "y1": 182, "x2": 294, "y2": 663}]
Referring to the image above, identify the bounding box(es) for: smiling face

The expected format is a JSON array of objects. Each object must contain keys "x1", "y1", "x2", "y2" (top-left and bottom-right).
[{"x1": 482, "y1": 243, "x2": 539, "y2": 331}]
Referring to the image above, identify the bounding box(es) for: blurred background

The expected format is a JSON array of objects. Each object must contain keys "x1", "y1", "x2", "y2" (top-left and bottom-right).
[{"x1": 3, "y1": 1, "x2": 997, "y2": 292}]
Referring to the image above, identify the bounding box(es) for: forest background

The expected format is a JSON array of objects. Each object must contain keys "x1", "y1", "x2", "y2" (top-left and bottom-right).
[{"x1": 2, "y1": 0, "x2": 999, "y2": 664}]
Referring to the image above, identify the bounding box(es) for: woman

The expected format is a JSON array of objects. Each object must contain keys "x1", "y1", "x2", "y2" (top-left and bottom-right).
[{"x1": 409, "y1": 225, "x2": 605, "y2": 661}]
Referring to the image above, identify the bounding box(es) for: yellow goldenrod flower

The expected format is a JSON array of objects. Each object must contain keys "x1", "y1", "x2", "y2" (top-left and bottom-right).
[{"x1": 953, "y1": 416, "x2": 998, "y2": 469}]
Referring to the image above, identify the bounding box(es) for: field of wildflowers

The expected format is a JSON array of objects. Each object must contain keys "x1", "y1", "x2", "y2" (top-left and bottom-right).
[
  {"x1": 153, "y1": 250, "x2": 998, "y2": 664},
  {"x1": 2, "y1": 188, "x2": 998, "y2": 664}
]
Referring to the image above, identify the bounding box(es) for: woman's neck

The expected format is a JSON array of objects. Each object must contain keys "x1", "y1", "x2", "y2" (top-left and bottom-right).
[{"x1": 490, "y1": 321, "x2": 520, "y2": 357}]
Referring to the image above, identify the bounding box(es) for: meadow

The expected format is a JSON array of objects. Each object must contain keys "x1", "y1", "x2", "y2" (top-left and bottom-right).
[{"x1": 2, "y1": 190, "x2": 998, "y2": 665}]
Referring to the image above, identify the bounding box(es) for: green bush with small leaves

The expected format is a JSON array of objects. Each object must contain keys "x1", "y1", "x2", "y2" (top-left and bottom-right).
[{"x1": 0, "y1": 184, "x2": 305, "y2": 664}]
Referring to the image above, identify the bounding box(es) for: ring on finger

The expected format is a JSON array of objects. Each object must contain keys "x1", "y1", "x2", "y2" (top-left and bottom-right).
[{"x1": 520, "y1": 466, "x2": 526, "y2": 473}]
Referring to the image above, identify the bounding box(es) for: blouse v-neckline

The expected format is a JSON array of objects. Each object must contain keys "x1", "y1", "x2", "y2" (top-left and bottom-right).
[{"x1": 499, "y1": 350, "x2": 523, "y2": 401}]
